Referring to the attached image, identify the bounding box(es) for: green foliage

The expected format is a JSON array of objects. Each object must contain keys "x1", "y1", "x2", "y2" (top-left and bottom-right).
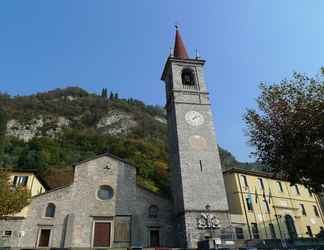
[
  {"x1": 218, "y1": 147, "x2": 240, "y2": 170},
  {"x1": 0, "y1": 108, "x2": 6, "y2": 135},
  {"x1": 218, "y1": 147, "x2": 263, "y2": 170},
  {"x1": 0, "y1": 87, "x2": 248, "y2": 194},
  {"x1": 0, "y1": 87, "x2": 169, "y2": 193},
  {"x1": 0, "y1": 108, "x2": 7, "y2": 165},
  {"x1": 244, "y1": 71, "x2": 324, "y2": 191},
  {"x1": 0, "y1": 169, "x2": 31, "y2": 216}
]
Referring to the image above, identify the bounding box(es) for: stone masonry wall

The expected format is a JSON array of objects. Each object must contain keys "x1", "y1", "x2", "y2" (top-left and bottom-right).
[
  {"x1": 134, "y1": 187, "x2": 175, "y2": 247},
  {"x1": 0, "y1": 154, "x2": 174, "y2": 248},
  {"x1": 69, "y1": 155, "x2": 137, "y2": 247},
  {"x1": 19, "y1": 185, "x2": 73, "y2": 248}
]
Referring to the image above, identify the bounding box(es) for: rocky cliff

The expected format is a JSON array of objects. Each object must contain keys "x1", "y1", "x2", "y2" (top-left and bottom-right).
[{"x1": 0, "y1": 87, "x2": 253, "y2": 194}]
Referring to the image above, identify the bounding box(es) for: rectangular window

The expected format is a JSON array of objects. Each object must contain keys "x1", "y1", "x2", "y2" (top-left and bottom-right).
[
  {"x1": 263, "y1": 200, "x2": 270, "y2": 213},
  {"x1": 258, "y1": 178, "x2": 265, "y2": 190},
  {"x1": 269, "y1": 223, "x2": 276, "y2": 239},
  {"x1": 13, "y1": 176, "x2": 28, "y2": 186},
  {"x1": 241, "y1": 175, "x2": 248, "y2": 188},
  {"x1": 300, "y1": 204, "x2": 306, "y2": 216},
  {"x1": 251, "y1": 223, "x2": 259, "y2": 239},
  {"x1": 314, "y1": 205, "x2": 319, "y2": 217},
  {"x1": 294, "y1": 185, "x2": 300, "y2": 195},
  {"x1": 13, "y1": 176, "x2": 18, "y2": 185},
  {"x1": 4, "y1": 231, "x2": 12, "y2": 237},
  {"x1": 306, "y1": 226, "x2": 313, "y2": 238},
  {"x1": 246, "y1": 197, "x2": 253, "y2": 211},
  {"x1": 277, "y1": 181, "x2": 284, "y2": 192},
  {"x1": 235, "y1": 227, "x2": 244, "y2": 239}
]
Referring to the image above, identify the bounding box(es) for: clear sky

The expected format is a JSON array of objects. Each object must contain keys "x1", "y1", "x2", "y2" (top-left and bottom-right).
[{"x1": 0, "y1": 1, "x2": 323, "y2": 162}]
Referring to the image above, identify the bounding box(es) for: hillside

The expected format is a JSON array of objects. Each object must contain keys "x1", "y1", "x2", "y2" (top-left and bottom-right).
[{"x1": 0, "y1": 87, "x2": 256, "y2": 195}]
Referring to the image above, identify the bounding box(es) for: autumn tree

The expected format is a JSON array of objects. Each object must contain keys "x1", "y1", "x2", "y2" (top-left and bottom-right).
[
  {"x1": 0, "y1": 169, "x2": 31, "y2": 216},
  {"x1": 244, "y1": 71, "x2": 324, "y2": 191}
]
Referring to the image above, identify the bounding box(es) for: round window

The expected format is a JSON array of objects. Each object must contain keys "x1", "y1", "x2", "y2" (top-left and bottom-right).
[{"x1": 97, "y1": 185, "x2": 114, "y2": 200}]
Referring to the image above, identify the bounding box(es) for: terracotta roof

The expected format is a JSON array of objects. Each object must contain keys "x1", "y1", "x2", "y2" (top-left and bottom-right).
[
  {"x1": 173, "y1": 26, "x2": 189, "y2": 59},
  {"x1": 223, "y1": 167, "x2": 286, "y2": 181}
]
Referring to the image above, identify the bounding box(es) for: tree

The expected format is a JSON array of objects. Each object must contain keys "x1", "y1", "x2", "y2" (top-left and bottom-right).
[
  {"x1": 0, "y1": 108, "x2": 7, "y2": 165},
  {"x1": 101, "y1": 88, "x2": 108, "y2": 99},
  {"x1": 0, "y1": 169, "x2": 31, "y2": 216},
  {"x1": 244, "y1": 71, "x2": 324, "y2": 191}
]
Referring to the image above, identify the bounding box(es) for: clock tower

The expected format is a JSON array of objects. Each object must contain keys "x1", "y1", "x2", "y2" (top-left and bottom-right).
[{"x1": 161, "y1": 27, "x2": 231, "y2": 247}]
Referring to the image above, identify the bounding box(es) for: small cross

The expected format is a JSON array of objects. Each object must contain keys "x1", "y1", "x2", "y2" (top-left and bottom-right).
[{"x1": 104, "y1": 165, "x2": 111, "y2": 170}]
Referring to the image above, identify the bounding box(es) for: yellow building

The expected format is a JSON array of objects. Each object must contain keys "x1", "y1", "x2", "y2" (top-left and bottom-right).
[
  {"x1": 224, "y1": 168, "x2": 324, "y2": 242},
  {"x1": 6, "y1": 170, "x2": 49, "y2": 218}
]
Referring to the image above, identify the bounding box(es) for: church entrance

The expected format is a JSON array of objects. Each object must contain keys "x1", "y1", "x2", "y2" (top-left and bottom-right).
[
  {"x1": 38, "y1": 228, "x2": 51, "y2": 247},
  {"x1": 93, "y1": 221, "x2": 111, "y2": 247},
  {"x1": 150, "y1": 230, "x2": 160, "y2": 247}
]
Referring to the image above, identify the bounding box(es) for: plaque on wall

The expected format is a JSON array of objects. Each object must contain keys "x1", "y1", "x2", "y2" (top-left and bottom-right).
[{"x1": 114, "y1": 221, "x2": 130, "y2": 242}]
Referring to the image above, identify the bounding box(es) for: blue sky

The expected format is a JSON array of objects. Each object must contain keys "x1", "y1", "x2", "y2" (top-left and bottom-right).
[{"x1": 0, "y1": 1, "x2": 323, "y2": 162}]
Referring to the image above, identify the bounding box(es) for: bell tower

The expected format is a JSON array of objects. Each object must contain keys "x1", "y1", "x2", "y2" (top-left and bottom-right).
[{"x1": 161, "y1": 26, "x2": 231, "y2": 247}]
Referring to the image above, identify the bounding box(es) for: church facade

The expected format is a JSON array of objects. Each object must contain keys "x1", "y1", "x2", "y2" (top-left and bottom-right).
[
  {"x1": 0, "y1": 28, "x2": 232, "y2": 248},
  {"x1": 1, "y1": 154, "x2": 175, "y2": 248}
]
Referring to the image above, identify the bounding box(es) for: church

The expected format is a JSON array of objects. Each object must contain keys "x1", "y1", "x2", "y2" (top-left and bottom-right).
[{"x1": 0, "y1": 28, "x2": 237, "y2": 248}]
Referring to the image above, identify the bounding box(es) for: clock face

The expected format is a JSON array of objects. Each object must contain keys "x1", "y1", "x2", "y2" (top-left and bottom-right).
[{"x1": 185, "y1": 111, "x2": 204, "y2": 126}]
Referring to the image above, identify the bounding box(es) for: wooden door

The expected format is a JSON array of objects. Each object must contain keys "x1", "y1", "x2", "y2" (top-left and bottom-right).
[
  {"x1": 93, "y1": 222, "x2": 111, "y2": 247},
  {"x1": 38, "y1": 229, "x2": 51, "y2": 247},
  {"x1": 150, "y1": 230, "x2": 160, "y2": 247}
]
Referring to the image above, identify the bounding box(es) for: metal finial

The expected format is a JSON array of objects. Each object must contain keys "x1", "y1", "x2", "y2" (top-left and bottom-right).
[
  {"x1": 175, "y1": 23, "x2": 179, "y2": 30},
  {"x1": 195, "y1": 49, "x2": 200, "y2": 59}
]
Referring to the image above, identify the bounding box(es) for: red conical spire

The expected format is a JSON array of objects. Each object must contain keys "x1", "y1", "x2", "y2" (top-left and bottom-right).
[{"x1": 174, "y1": 25, "x2": 189, "y2": 59}]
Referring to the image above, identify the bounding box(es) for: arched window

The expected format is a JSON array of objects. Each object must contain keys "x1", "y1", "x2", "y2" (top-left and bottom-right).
[
  {"x1": 181, "y1": 68, "x2": 195, "y2": 86},
  {"x1": 149, "y1": 205, "x2": 159, "y2": 218},
  {"x1": 45, "y1": 203, "x2": 56, "y2": 218}
]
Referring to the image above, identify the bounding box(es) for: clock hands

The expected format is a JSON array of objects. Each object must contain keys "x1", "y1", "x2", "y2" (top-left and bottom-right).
[
  {"x1": 192, "y1": 114, "x2": 200, "y2": 121},
  {"x1": 186, "y1": 111, "x2": 204, "y2": 126}
]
